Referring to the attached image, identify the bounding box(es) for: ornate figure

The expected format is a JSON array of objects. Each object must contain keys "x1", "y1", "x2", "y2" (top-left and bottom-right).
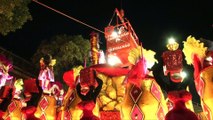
[
  {"x1": 3, "y1": 79, "x2": 27, "y2": 120},
  {"x1": 0, "y1": 55, "x2": 13, "y2": 89},
  {"x1": 121, "y1": 46, "x2": 168, "y2": 120},
  {"x1": 76, "y1": 70, "x2": 103, "y2": 120},
  {"x1": 38, "y1": 54, "x2": 56, "y2": 93},
  {"x1": 57, "y1": 66, "x2": 83, "y2": 120},
  {"x1": 35, "y1": 54, "x2": 59, "y2": 120},
  {"x1": 34, "y1": 83, "x2": 61, "y2": 120},
  {"x1": 183, "y1": 36, "x2": 213, "y2": 120},
  {"x1": 162, "y1": 38, "x2": 183, "y2": 83}
]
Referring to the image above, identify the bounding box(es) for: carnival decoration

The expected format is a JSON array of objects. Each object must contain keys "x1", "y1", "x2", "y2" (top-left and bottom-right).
[
  {"x1": 34, "y1": 83, "x2": 62, "y2": 120},
  {"x1": 121, "y1": 46, "x2": 168, "y2": 120},
  {"x1": 183, "y1": 36, "x2": 213, "y2": 120},
  {"x1": 76, "y1": 70, "x2": 103, "y2": 120},
  {"x1": 90, "y1": 32, "x2": 100, "y2": 65},
  {"x1": 89, "y1": 64, "x2": 129, "y2": 120},
  {"x1": 162, "y1": 38, "x2": 184, "y2": 83},
  {"x1": 58, "y1": 66, "x2": 83, "y2": 120},
  {"x1": 105, "y1": 8, "x2": 139, "y2": 67},
  {"x1": 0, "y1": 55, "x2": 13, "y2": 89},
  {"x1": 3, "y1": 79, "x2": 27, "y2": 120},
  {"x1": 35, "y1": 54, "x2": 60, "y2": 120},
  {"x1": 38, "y1": 54, "x2": 56, "y2": 93}
]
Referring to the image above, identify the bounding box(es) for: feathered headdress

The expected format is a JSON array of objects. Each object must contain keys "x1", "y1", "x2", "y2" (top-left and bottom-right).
[
  {"x1": 14, "y1": 78, "x2": 24, "y2": 91},
  {"x1": 182, "y1": 35, "x2": 207, "y2": 65},
  {"x1": 0, "y1": 55, "x2": 13, "y2": 73},
  {"x1": 128, "y1": 46, "x2": 158, "y2": 68},
  {"x1": 63, "y1": 66, "x2": 83, "y2": 88},
  {"x1": 127, "y1": 46, "x2": 158, "y2": 86},
  {"x1": 40, "y1": 54, "x2": 56, "y2": 68}
]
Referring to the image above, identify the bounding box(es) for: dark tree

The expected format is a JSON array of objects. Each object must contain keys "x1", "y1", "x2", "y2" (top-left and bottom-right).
[
  {"x1": 32, "y1": 34, "x2": 91, "y2": 87},
  {"x1": 0, "y1": 0, "x2": 32, "y2": 35}
]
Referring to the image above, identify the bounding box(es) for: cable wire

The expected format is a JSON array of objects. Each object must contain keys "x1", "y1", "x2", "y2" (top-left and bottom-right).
[{"x1": 32, "y1": 0, "x2": 104, "y2": 34}]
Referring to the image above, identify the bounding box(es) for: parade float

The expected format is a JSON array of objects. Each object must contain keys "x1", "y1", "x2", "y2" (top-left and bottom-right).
[
  {"x1": 183, "y1": 36, "x2": 213, "y2": 120},
  {"x1": 1, "y1": 8, "x2": 212, "y2": 120}
]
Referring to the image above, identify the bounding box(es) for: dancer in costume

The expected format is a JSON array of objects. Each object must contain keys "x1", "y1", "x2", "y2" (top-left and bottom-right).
[
  {"x1": 57, "y1": 66, "x2": 83, "y2": 120},
  {"x1": 34, "y1": 82, "x2": 61, "y2": 120},
  {"x1": 35, "y1": 54, "x2": 58, "y2": 120},
  {"x1": 38, "y1": 54, "x2": 56, "y2": 93},
  {"x1": 76, "y1": 70, "x2": 103, "y2": 120},
  {"x1": 0, "y1": 55, "x2": 13, "y2": 117},
  {"x1": 3, "y1": 79, "x2": 27, "y2": 120},
  {"x1": 0, "y1": 54, "x2": 13, "y2": 89}
]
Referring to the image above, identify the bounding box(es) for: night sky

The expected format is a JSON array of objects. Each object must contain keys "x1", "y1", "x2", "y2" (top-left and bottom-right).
[
  {"x1": 0, "y1": 0, "x2": 212, "y2": 61},
  {"x1": 0, "y1": 0, "x2": 212, "y2": 105}
]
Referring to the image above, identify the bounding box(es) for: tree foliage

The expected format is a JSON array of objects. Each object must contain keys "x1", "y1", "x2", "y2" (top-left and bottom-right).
[
  {"x1": 0, "y1": 0, "x2": 32, "y2": 36},
  {"x1": 32, "y1": 34, "x2": 91, "y2": 84}
]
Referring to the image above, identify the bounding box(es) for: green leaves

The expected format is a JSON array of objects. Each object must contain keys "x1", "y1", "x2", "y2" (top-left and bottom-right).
[
  {"x1": 0, "y1": 0, "x2": 32, "y2": 35},
  {"x1": 32, "y1": 34, "x2": 91, "y2": 84}
]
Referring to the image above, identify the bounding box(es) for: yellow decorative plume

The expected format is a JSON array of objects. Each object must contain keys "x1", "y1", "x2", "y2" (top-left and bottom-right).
[
  {"x1": 49, "y1": 59, "x2": 56, "y2": 67},
  {"x1": 128, "y1": 46, "x2": 142, "y2": 65},
  {"x1": 182, "y1": 36, "x2": 207, "y2": 65},
  {"x1": 73, "y1": 65, "x2": 83, "y2": 80},
  {"x1": 14, "y1": 79, "x2": 24, "y2": 91},
  {"x1": 128, "y1": 46, "x2": 158, "y2": 68},
  {"x1": 40, "y1": 57, "x2": 56, "y2": 67}
]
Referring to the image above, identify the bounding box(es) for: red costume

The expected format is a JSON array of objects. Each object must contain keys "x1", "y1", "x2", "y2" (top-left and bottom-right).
[
  {"x1": 76, "y1": 70, "x2": 103, "y2": 120},
  {"x1": 165, "y1": 90, "x2": 198, "y2": 120},
  {"x1": 77, "y1": 100, "x2": 99, "y2": 120}
]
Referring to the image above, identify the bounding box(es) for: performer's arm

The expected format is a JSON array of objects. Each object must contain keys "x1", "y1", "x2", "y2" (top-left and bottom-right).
[
  {"x1": 76, "y1": 83, "x2": 85, "y2": 100},
  {"x1": 93, "y1": 71, "x2": 103, "y2": 99}
]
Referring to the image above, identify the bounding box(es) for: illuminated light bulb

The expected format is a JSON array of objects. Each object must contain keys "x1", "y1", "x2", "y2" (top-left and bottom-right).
[
  {"x1": 205, "y1": 56, "x2": 212, "y2": 62},
  {"x1": 166, "y1": 37, "x2": 179, "y2": 51},
  {"x1": 168, "y1": 37, "x2": 176, "y2": 44},
  {"x1": 111, "y1": 31, "x2": 118, "y2": 38},
  {"x1": 180, "y1": 71, "x2": 187, "y2": 79},
  {"x1": 107, "y1": 54, "x2": 122, "y2": 66}
]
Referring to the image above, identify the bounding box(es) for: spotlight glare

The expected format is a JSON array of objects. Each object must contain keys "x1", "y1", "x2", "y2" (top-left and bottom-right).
[
  {"x1": 168, "y1": 37, "x2": 176, "y2": 44},
  {"x1": 181, "y1": 71, "x2": 187, "y2": 79}
]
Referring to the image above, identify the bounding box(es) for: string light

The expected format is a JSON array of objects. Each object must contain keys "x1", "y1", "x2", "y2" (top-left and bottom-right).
[{"x1": 32, "y1": 0, "x2": 104, "y2": 34}]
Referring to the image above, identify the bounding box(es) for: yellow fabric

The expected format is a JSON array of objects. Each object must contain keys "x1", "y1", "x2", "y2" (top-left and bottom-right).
[
  {"x1": 97, "y1": 73, "x2": 126, "y2": 111},
  {"x1": 121, "y1": 79, "x2": 168, "y2": 120},
  {"x1": 68, "y1": 90, "x2": 82, "y2": 120},
  {"x1": 200, "y1": 66, "x2": 213, "y2": 119},
  {"x1": 34, "y1": 94, "x2": 57, "y2": 120},
  {"x1": 128, "y1": 46, "x2": 157, "y2": 66},
  {"x1": 73, "y1": 66, "x2": 83, "y2": 80},
  {"x1": 3, "y1": 99, "x2": 24, "y2": 120},
  {"x1": 14, "y1": 78, "x2": 24, "y2": 91}
]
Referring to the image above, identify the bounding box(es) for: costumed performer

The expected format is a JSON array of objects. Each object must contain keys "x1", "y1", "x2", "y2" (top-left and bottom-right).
[
  {"x1": 38, "y1": 54, "x2": 56, "y2": 93},
  {"x1": 76, "y1": 70, "x2": 103, "y2": 120},
  {"x1": 0, "y1": 54, "x2": 13, "y2": 89},
  {"x1": 57, "y1": 66, "x2": 83, "y2": 120},
  {"x1": 3, "y1": 79, "x2": 27, "y2": 120}
]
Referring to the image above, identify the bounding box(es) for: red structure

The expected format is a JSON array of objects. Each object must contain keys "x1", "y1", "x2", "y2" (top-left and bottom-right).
[{"x1": 105, "y1": 8, "x2": 139, "y2": 67}]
